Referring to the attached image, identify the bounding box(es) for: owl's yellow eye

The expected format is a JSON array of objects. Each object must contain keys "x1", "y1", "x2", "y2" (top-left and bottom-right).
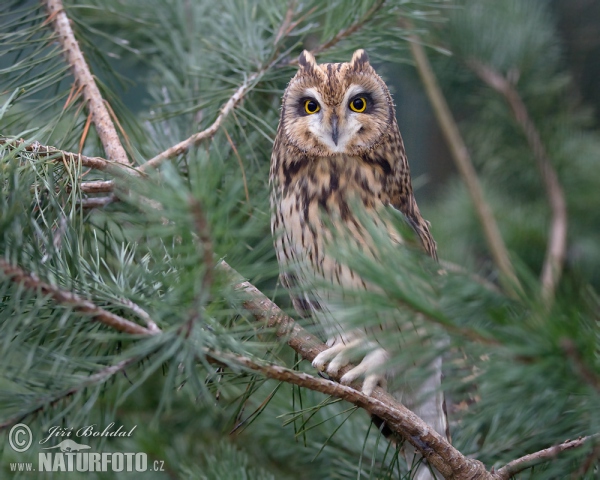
[
  {"x1": 304, "y1": 99, "x2": 320, "y2": 114},
  {"x1": 350, "y1": 97, "x2": 367, "y2": 113}
]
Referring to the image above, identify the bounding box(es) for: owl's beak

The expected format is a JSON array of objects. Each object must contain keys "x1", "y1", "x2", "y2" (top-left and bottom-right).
[{"x1": 331, "y1": 114, "x2": 339, "y2": 146}]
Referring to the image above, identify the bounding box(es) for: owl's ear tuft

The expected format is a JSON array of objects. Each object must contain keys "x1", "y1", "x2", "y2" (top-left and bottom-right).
[
  {"x1": 298, "y1": 50, "x2": 317, "y2": 71},
  {"x1": 350, "y1": 49, "x2": 370, "y2": 71}
]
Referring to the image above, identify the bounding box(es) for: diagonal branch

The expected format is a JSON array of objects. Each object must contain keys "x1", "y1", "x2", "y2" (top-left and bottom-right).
[
  {"x1": 469, "y1": 61, "x2": 568, "y2": 303},
  {"x1": 494, "y1": 434, "x2": 600, "y2": 480},
  {"x1": 43, "y1": 0, "x2": 132, "y2": 167},
  {"x1": 0, "y1": 258, "x2": 156, "y2": 335},
  {"x1": 400, "y1": 19, "x2": 520, "y2": 297},
  {"x1": 139, "y1": 73, "x2": 263, "y2": 173},
  {"x1": 217, "y1": 260, "x2": 491, "y2": 480}
]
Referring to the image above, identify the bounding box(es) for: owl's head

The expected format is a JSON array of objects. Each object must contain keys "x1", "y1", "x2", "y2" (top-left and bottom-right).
[{"x1": 280, "y1": 49, "x2": 395, "y2": 156}]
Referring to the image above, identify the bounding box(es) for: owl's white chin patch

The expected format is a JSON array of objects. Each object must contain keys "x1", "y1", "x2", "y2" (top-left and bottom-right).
[{"x1": 309, "y1": 123, "x2": 360, "y2": 154}]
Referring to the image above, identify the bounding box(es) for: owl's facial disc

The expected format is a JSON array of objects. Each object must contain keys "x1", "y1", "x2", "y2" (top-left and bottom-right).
[{"x1": 299, "y1": 86, "x2": 372, "y2": 154}]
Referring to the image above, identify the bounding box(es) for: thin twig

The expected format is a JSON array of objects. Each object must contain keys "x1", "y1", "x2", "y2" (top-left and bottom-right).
[
  {"x1": 400, "y1": 19, "x2": 520, "y2": 297},
  {"x1": 469, "y1": 61, "x2": 568, "y2": 303},
  {"x1": 494, "y1": 434, "x2": 600, "y2": 480},
  {"x1": 181, "y1": 196, "x2": 215, "y2": 337},
  {"x1": 0, "y1": 259, "x2": 155, "y2": 335},
  {"x1": 43, "y1": 0, "x2": 131, "y2": 166},
  {"x1": 117, "y1": 297, "x2": 161, "y2": 333},
  {"x1": 273, "y1": 0, "x2": 297, "y2": 45},
  {"x1": 140, "y1": 73, "x2": 262, "y2": 173}
]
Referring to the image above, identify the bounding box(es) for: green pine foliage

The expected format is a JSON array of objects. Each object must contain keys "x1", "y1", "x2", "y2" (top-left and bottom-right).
[{"x1": 1, "y1": 0, "x2": 598, "y2": 478}]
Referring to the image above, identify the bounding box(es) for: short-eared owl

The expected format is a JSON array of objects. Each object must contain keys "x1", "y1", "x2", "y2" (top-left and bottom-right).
[{"x1": 270, "y1": 49, "x2": 447, "y2": 479}]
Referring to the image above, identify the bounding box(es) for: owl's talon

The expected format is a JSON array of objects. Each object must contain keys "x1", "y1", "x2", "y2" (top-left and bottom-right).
[
  {"x1": 312, "y1": 343, "x2": 347, "y2": 371},
  {"x1": 313, "y1": 339, "x2": 389, "y2": 396}
]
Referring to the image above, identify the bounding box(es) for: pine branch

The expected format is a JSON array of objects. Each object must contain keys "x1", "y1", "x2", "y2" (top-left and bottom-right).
[
  {"x1": 218, "y1": 260, "x2": 491, "y2": 480},
  {"x1": 211, "y1": 348, "x2": 489, "y2": 480},
  {"x1": 400, "y1": 19, "x2": 521, "y2": 297},
  {"x1": 218, "y1": 260, "x2": 600, "y2": 479},
  {"x1": 0, "y1": 259, "x2": 155, "y2": 336},
  {"x1": 494, "y1": 434, "x2": 600, "y2": 480},
  {"x1": 0, "y1": 356, "x2": 140, "y2": 432},
  {"x1": 0, "y1": 138, "x2": 112, "y2": 171},
  {"x1": 43, "y1": 0, "x2": 131, "y2": 166},
  {"x1": 1, "y1": 256, "x2": 593, "y2": 478},
  {"x1": 469, "y1": 60, "x2": 568, "y2": 303}
]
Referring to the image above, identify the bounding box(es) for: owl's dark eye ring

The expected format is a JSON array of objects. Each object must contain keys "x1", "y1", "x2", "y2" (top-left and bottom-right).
[
  {"x1": 304, "y1": 99, "x2": 320, "y2": 114},
  {"x1": 349, "y1": 97, "x2": 367, "y2": 113}
]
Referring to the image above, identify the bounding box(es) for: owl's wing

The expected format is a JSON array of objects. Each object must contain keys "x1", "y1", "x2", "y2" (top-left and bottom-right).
[
  {"x1": 388, "y1": 200, "x2": 438, "y2": 261},
  {"x1": 363, "y1": 127, "x2": 438, "y2": 260}
]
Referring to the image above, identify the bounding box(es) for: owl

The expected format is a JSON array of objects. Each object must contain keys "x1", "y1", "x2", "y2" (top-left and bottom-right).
[{"x1": 270, "y1": 49, "x2": 447, "y2": 479}]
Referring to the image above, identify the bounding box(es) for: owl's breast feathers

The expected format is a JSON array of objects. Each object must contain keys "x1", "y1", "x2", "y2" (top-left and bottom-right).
[{"x1": 270, "y1": 126, "x2": 437, "y2": 317}]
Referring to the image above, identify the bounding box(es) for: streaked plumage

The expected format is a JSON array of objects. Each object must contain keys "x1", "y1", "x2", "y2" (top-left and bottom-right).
[{"x1": 270, "y1": 49, "x2": 447, "y2": 479}]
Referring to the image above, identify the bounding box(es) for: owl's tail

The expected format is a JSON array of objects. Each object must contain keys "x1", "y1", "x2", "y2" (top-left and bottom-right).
[
  {"x1": 373, "y1": 355, "x2": 448, "y2": 480},
  {"x1": 402, "y1": 358, "x2": 448, "y2": 480}
]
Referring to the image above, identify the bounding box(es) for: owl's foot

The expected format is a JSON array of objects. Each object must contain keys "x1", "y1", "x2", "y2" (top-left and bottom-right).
[{"x1": 312, "y1": 339, "x2": 389, "y2": 396}]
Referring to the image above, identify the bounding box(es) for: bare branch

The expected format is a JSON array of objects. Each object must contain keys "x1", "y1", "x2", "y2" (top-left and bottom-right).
[
  {"x1": 43, "y1": 0, "x2": 132, "y2": 166},
  {"x1": 495, "y1": 434, "x2": 600, "y2": 480},
  {"x1": 0, "y1": 259, "x2": 155, "y2": 335},
  {"x1": 400, "y1": 20, "x2": 520, "y2": 297},
  {"x1": 469, "y1": 61, "x2": 568, "y2": 303}
]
